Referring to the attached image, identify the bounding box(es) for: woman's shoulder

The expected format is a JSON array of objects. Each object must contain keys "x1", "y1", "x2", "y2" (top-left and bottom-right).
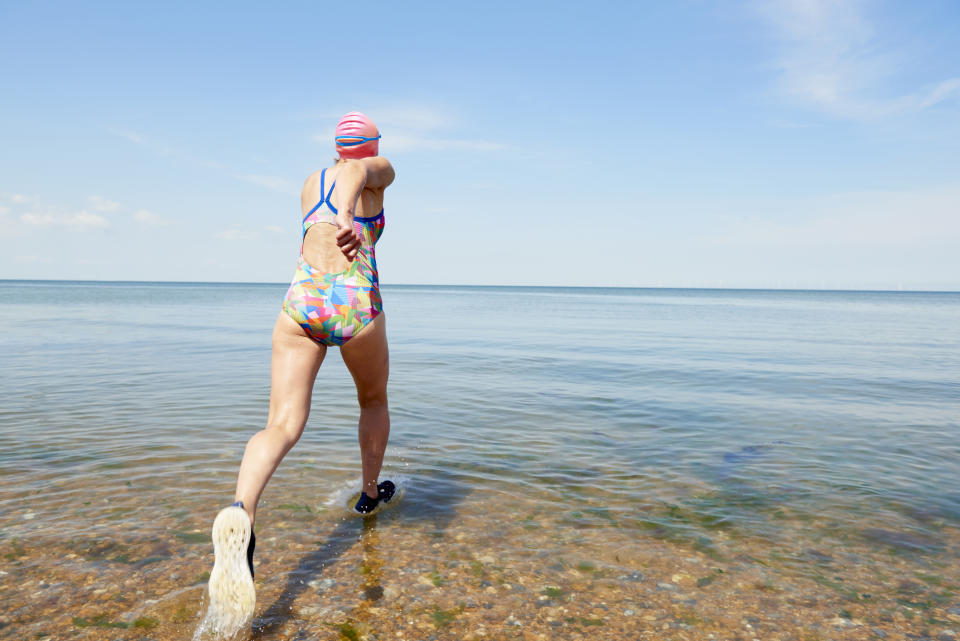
[
  {"x1": 303, "y1": 166, "x2": 336, "y2": 190},
  {"x1": 303, "y1": 166, "x2": 341, "y2": 199},
  {"x1": 301, "y1": 167, "x2": 332, "y2": 212}
]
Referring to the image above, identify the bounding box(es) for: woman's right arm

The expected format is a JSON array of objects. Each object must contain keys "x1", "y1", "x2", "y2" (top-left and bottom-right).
[
  {"x1": 361, "y1": 156, "x2": 395, "y2": 190},
  {"x1": 331, "y1": 157, "x2": 395, "y2": 259}
]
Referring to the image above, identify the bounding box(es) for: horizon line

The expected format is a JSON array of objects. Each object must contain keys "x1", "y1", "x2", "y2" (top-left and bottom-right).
[{"x1": 1, "y1": 278, "x2": 958, "y2": 294}]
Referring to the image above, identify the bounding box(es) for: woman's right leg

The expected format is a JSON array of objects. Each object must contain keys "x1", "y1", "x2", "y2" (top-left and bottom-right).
[{"x1": 234, "y1": 312, "x2": 326, "y2": 525}]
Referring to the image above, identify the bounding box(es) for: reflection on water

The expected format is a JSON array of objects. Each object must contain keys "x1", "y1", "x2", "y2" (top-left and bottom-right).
[
  {"x1": 1, "y1": 282, "x2": 959, "y2": 639},
  {"x1": 359, "y1": 518, "x2": 385, "y2": 603}
]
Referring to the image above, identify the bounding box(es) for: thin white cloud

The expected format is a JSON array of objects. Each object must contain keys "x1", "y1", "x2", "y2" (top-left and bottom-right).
[
  {"x1": 757, "y1": 0, "x2": 960, "y2": 120},
  {"x1": 312, "y1": 103, "x2": 506, "y2": 154},
  {"x1": 88, "y1": 195, "x2": 122, "y2": 212},
  {"x1": 918, "y1": 78, "x2": 960, "y2": 108},
  {"x1": 106, "y1": 127, "x2": 144, "y2": 145},
  {"x1": 238, "y1": 174, "x2": 299, "y2": 195},
  {"x1": 107, "y1": 127, "x2": 271, "y2": 190},
  {"x1": 372, "y1": 105, "x2": 460, "y2": 131},
  {"x1": 386, "y1": 134, "x2": 505, "y2": 152},
  {"x1": 215, "y1": 228, "x2": 259, "y2": 241},
  {"x1": 63, "y1": 211, "x2": 111, "y2": 228},
  {"x1": 20, "y1": 213, "x2": 55, "y2": 226},
  {"x1": 133, "y1": 209, "x2": 170, "y2": 226},
  {"x1": 20, "y1": 210, "x2": 110, "y2": 228},
  {"x1": 264, "y1": 225, "x2": 284, "y2": 233},
  {"x1": 0, "y1": 205, "x2": 9, "y2": 215},
  {"x1": 8, "y1": 193, "x2": 30, "y2": 204},
  {"x1": 107, "y1": 127, "x2": 200, "y2": 162},
  {"x1": 706, "y1": 187, "x2": 960, "y2": 248}
]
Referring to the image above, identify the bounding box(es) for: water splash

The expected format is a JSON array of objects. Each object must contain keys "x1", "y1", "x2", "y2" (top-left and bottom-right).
[
  {"x1": 322, "y1": 473, "x2": 411, "y2": 517},
  {"x1": 192, "y1": 587, "x2": 252, "y2": 641}
]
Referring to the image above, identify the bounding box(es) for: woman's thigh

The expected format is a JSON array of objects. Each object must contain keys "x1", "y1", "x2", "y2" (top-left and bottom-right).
[
  {"x1": 340, "y1": 313, "x2": 389, "y2": 406},
  {"x1": 267, "y1": 312, "x2": 327, "y2": 432}
]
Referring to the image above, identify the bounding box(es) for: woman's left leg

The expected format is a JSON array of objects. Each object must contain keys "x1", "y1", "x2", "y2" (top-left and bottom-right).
[
  {"x1": 341, "y1": 314, "x2": 390, "y2": 500},
  {"x1": 233, "y1": 312, "x2": 326, "y2": 525}
]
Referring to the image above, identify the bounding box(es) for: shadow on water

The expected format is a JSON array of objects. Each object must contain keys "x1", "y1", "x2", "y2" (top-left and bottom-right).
[
  {"x1": 395, "y1": 467, "x2": 473, "y2": 533},
  {"x1": 618, "y1": 440, "x2": 806, "y2": 557},
  {"x1": 251, "y1": 468, "x2": 470, "y2": 637},
  {"x1": 251, "y1": 517, "x2": 356, "y2": 637},
  {"x1": 677, "y1": 440, "x2": 953, "y2": 564}
]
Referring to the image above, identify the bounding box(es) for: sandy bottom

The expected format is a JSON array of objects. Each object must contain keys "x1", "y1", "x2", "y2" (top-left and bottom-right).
[{"x1": 3, "y1": 486, "x2": 960, "y2": 641}]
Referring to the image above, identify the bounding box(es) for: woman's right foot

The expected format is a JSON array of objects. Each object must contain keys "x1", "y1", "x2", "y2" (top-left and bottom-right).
[
  {"x1": 205, "y1": 504, "x2": 256, "y2": 636},
  {"x1": 354, "y1": 480, "x2": 396, "y2": 515}
]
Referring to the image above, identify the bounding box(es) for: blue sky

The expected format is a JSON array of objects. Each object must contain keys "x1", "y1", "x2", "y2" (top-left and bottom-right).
[{"x1": 1, "y1": 0, "x2": 958, "y2": 289}]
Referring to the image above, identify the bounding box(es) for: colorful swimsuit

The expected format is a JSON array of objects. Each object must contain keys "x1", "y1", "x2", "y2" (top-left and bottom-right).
[{"x1": 282, "y1": 169, "x2": 385, "y2": 346}]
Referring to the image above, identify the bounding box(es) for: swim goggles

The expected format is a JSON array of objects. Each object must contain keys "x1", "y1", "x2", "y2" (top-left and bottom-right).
[{"x1": 335, "y1": 134, "x2": 382, "y2": 147}]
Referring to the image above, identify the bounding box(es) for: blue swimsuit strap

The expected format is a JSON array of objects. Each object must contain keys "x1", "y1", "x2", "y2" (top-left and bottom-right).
[
  {"x1": 304, "y1": 169, "x2": 340, "y2": 220},
  {"x1": 304, "y1": 169, "x2": 326, "y2": 218}
]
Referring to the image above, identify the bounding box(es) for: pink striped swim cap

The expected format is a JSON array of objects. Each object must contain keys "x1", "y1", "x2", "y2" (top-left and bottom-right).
[{"x1": 335, "y1": 112, "x2": 380, "y2": 159}]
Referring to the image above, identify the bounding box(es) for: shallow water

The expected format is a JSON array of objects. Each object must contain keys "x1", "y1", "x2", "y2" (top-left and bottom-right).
[{"x1": 1, "y1": 281, "x2": 959, "y2": 640}]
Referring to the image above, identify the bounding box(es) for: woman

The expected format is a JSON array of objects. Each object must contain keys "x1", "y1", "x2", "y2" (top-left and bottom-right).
[{"x1": 203, "y1": 112, "x2": 396, "y2": 634}]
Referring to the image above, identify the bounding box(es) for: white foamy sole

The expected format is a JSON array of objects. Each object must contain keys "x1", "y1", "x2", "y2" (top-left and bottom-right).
[{"x1": 203, "y1": 506, "x2": 255, "y2": 638}]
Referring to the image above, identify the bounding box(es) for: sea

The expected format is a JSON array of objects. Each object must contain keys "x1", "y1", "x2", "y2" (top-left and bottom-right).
[{"x1": 1, "y1": 280, "x2": 958, "y2": 640}]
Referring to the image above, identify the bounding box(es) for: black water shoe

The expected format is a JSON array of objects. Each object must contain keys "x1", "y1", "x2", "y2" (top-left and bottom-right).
[{"x1": 354, "y1": 480, "x2": 396, "y2": 515}]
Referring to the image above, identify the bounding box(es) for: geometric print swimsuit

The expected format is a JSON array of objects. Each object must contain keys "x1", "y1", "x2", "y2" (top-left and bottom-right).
[{"x1": 282, "y1": 168, "x2": 385, "y2": 346}]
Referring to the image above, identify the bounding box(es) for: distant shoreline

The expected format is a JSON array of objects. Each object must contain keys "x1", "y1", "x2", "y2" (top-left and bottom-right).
[{"x1": 1, "y1": 278, "x2": 958, "y2": 294}]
